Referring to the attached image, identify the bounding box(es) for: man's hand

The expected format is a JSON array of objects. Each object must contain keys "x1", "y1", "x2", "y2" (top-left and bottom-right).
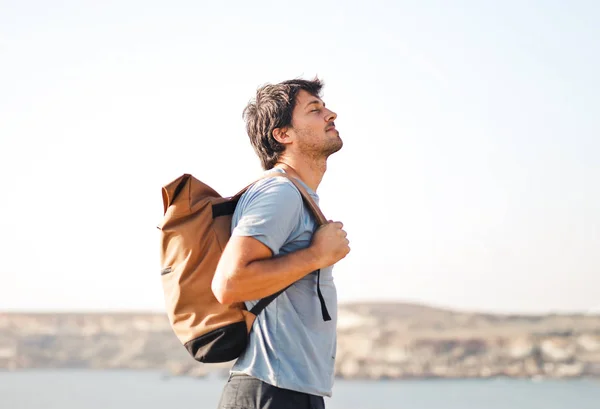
[{"x1": 309, "y1": 221, "x2": 350, "y2": 267}]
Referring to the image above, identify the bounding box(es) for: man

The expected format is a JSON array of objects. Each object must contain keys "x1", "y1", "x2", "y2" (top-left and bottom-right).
[{"x1": 212, "y1": 78, "x2": 350, "y2": 409}]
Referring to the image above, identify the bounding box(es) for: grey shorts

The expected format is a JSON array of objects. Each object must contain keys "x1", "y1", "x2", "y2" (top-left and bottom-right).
[{"x1": 216, "y1": 374, "x2": 325, "y2": 409}]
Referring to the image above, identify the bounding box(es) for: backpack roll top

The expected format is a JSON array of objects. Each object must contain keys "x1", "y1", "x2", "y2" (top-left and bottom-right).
[
  {"x1": 160, "y1": 173, "x2": 190, "y2": 216},
  {"x1": 158, "y1": 174, "x2": 257, "y2": 363}
]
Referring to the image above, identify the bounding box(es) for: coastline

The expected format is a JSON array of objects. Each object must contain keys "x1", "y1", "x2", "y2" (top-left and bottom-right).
[{"x1": 2, "y1": 302, "x2": 599, "y2": 381}]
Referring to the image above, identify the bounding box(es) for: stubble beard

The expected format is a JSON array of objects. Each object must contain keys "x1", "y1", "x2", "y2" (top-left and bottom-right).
[{"x1": 296, "y1": 129, "x2": 343, "y2": 161}]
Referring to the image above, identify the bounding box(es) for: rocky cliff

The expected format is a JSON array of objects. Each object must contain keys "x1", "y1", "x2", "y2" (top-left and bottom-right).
[{"x1": 1, "y1": 303, "x2": 599, "y2": 380}]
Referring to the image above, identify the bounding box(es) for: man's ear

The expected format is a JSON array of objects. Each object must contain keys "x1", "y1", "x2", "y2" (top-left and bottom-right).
[{"x1": 272, "y1": 127, "x2": 292, "y2": 145}]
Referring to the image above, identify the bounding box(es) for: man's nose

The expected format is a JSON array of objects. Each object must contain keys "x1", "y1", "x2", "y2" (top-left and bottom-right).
[{"x1": 325, "y1": 109, "x2": 337, "y2": 122}]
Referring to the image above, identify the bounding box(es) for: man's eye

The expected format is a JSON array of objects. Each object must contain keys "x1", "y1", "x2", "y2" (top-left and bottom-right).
[{"x1": 311, "y1": 109, "x2": 320, "y2": 113}]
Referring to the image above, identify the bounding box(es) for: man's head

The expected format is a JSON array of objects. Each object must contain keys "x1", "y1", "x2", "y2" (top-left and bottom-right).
[{"x1": 243, "y1": 78, "x2": 342, "y2": 170}]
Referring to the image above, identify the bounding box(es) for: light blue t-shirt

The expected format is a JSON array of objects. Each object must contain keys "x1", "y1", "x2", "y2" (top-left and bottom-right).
[{"x1": 229, "y1": 168, "x2": 338, "y2": 397}]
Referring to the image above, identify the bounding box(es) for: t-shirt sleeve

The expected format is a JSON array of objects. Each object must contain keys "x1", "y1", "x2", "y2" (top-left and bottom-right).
[{"x1": 231, "y1": 179, "x2": 303, "y2": 255}]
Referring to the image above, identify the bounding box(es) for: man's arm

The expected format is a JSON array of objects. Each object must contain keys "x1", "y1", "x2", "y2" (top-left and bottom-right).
[
  {"x1": 211, "y1": 179, "x2": 349, "y2": 304},
  {"x1": 212, "y1": 222, "x2": 349, "y2": 304}
]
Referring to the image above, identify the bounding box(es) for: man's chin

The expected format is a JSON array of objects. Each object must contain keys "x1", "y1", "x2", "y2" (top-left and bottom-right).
[{"x1": 325, "y1": 139, "x2": 343, "y2": 156}]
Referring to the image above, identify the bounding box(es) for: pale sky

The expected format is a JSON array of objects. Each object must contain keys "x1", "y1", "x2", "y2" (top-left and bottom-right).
[{"x1": 1, "y1": 1, "x2": 598, "y2": 314}]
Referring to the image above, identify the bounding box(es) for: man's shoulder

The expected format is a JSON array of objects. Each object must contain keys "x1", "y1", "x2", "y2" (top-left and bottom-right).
[
  {"x1": 230, "y1": 173, "x2": 306, "y2": 252},
  {"x1": 241, "y1": 172, "x2": 302, "y2": 204}
]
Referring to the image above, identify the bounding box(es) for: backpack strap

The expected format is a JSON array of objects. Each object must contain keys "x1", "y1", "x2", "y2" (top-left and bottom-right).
[
  {"x1": 231, "y1": 172, "x2": 327, "y2": 226},
  {"x1": 274, "y1": 174, "x2": 327, "y2": 226},
  {"x1": 238, "y1": 172, "x2": 332, "y2": 322},
  {"x1": 249, "y1": 268, "x2": 330, "y2": 321}
]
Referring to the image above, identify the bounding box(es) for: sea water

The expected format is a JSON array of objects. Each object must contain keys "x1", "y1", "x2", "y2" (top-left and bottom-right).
[{"x1": 1, "y1": 370, "x2": 599, "y2": 409}]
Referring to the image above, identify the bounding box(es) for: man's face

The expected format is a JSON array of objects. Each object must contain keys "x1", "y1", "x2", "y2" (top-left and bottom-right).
[{"x1": 288, "y1": 89, "x2": 342, "y2": 159}]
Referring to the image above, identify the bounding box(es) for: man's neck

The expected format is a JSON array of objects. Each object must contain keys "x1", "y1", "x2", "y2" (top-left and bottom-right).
[{"x1": 274, "y1": 158, "x2": 326, "y2": 192}]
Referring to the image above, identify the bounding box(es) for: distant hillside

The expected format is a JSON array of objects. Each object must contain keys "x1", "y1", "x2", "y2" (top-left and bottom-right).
[{"x1": 1, "y1": 302, "x2": 599, "y2": 379}]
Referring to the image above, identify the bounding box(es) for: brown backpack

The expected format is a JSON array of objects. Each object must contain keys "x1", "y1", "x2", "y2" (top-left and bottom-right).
[{"x1": 158, "y1": 173, "x2": 329, "y2": 363}]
